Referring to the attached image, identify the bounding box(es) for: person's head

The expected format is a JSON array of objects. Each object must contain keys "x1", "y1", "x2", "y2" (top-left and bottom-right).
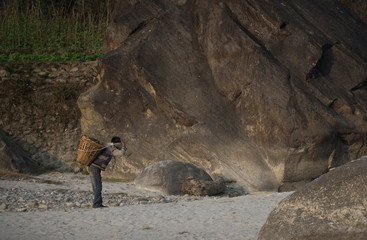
[{"x1": 111, "y1": 136, "x2": 122, "y2": 150}]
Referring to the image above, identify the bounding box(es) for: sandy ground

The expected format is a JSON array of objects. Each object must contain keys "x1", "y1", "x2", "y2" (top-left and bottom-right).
[{"x1": 0, "y1": 172, "x2": 292, "y2": 240}]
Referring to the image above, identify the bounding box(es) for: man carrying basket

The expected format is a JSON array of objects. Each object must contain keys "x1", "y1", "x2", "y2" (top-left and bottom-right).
[{"x1": 89, "y1": 136, "x2": 127, "y2": 208}]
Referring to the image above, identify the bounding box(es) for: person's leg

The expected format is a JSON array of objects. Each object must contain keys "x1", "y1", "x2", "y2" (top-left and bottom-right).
[{"x1": 89, "y1": 165, "x2": 102, "y2": 207}]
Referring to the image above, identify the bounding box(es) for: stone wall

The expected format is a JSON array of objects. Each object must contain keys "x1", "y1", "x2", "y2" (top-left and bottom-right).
[{"x1": 0, "y1": 61, "x2": 99, "y2": 172}]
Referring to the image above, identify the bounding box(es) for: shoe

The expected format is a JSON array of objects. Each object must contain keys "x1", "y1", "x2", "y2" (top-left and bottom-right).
[{"x1": 92, "y1": 205, "x2": 108, "y2": 208}]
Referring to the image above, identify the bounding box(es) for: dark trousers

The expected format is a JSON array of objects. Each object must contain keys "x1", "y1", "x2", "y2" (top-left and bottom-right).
[{"x1": 89, "y1": 165, "x2": 102, "y2": 207}]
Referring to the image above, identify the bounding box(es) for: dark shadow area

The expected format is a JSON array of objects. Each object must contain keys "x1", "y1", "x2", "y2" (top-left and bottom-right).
[{"x1": 306, "y1": 44, "x2": 334, "y2": 80}]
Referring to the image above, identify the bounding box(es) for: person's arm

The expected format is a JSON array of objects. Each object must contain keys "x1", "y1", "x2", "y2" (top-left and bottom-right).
[{"x1": 112, "y1": 148, "x2": 126, "y2": 156}]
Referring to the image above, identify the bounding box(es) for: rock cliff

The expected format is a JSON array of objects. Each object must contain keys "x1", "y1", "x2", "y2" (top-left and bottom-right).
[{"x1": 78, "y1": 0, "x2": 367, "y2": 192}]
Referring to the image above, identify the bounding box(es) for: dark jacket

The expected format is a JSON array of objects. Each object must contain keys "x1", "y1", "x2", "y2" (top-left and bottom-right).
[{"x1": 91, "y1": 144, "x2": 126, "y2": 171}]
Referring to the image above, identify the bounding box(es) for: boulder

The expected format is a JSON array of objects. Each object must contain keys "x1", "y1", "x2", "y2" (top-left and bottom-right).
[
  {"x1": 0, "y1": 130, "x2": 39, "y2": 174},
  {"x1": 78, "y1": 0, "x2": 367, "y2": 192},
  {"x1": 258, "y1": 156, "x2": 367, "y2": 240},
  {"x1": 134, "y1": 160, "x2": 213, "y2": 195}
]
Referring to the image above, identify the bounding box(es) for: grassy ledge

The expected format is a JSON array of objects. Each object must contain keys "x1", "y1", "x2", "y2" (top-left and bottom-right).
[{"x1": 0, "y1": 0, "x2": 112, "y2": 62}]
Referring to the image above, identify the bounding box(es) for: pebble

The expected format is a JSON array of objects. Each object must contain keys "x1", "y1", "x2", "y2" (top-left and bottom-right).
[
  {"x1": 38, "y1": 204, "x2": 48, "y2": 210},
  {"x1": 26, "y1": 202, "x2": 38, "y2": 208},
  {"x1": 48, "y1": 72, "x2": 59, "y2": 78},
  {"x1": 38, "y1": 72, "x2": 48, "y2": 76},
  {"x1": 0, "y1": 69, "x2": 10, "y2": 77},
  {"x1": 65, "y1": 202, "x2": 75, "y2": 208},
  {"x1": 0, "y1": 203, "x2": 7, "y2": 210},
  {"x1": 16, "y1": 208, "x2": 27, "y2": 212},
  {"x1": 56, "y1": 78, "x2": 67, "y2": 83}
]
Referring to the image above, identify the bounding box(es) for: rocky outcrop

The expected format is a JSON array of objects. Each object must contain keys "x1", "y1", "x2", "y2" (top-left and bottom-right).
[
  {"x1": 79, "y1": 0, "x2": 367, "y2": 192},
  {"x1": 134, "y1": 160, "x2": 213, "y2": 195},
  {"x1": 0, "y1": 130, "x2": 39, "y2": 174},
  {"x1": 258, "y1": 156, "x2": 367, "y2": 240}
]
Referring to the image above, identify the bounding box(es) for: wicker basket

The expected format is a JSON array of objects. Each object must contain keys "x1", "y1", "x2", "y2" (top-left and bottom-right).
[{"x1": 76, "y1": 135, "x2": 104, "y2": 166}]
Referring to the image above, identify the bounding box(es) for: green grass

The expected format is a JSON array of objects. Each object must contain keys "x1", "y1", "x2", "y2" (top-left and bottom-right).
[{"x1": 0, "y1": 0, "x2": 111, "y2": 62}]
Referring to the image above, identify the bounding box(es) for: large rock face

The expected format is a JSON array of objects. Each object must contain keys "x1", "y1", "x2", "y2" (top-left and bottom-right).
[
  {"x1": 78, "y1": 0, "x2": 367, "y2": 192},
  {"x1": 258, "y1": 156, "x2": 367, "y2": 240}
]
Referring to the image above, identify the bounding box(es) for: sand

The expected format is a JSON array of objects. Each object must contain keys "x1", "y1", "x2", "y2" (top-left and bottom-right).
[{"x1": 0, "y1": 172, "x2": 292, "y2": 240}]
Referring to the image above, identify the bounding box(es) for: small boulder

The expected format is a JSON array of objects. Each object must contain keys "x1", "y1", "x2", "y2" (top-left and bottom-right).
[
  {"x1": 134, "y1": 160, "x2": 213, "y2": 195},
  {"x1": 258, "y1": 156, "x2": 367, "y2": 240}
]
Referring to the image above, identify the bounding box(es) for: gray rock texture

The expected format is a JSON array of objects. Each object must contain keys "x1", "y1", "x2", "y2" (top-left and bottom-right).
[
  {"x1": 181, "y1": 177, "x2": 226, "y2": 196},
  {"x1": 258, "y1": 156, "x2": 367, "y2": 240},
  {"x1": 134, "y1": 160, "x2": 213, "y2": 195},
  {"x1": 0, "y1": 130, "x2": 39, "y2": 174},
  {"x1": 78, "y1": 0, "x2": 367, "y2": 192}
]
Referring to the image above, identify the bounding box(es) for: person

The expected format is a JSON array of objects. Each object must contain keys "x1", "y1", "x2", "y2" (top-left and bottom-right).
[{"x1": 89, "y1": 136, "x2": 127, "y2": 208}]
